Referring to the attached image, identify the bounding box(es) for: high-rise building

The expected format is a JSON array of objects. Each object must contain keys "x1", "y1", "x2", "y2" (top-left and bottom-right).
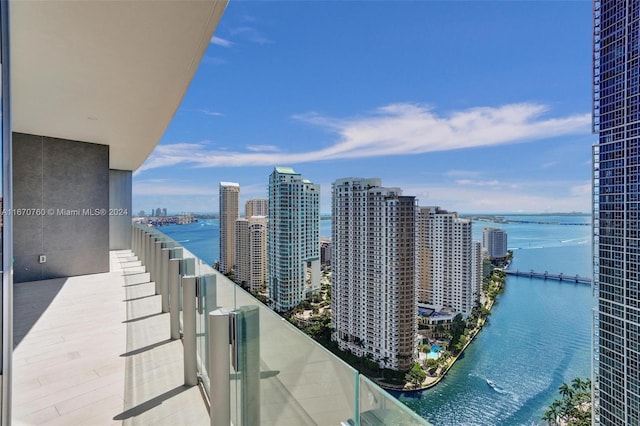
[
  {"x1": 417, "y1": 206, "x2": 478, "y2": 316},
  {"x1": 320, "y1": 238, "x2": 332, "y2": 265},
  {"x1": 268, "y1": 167, "x2": 320, "y2": 312},
  {"x1": 235, "y1": 216, "x2": 268, "y2": 292},
  {"x1": 219, "y1": 182, "x2": 240, "y2": 275},
  {"x1": 593, "y1": 1, "x2": 640, "y2": 424},
  {"x1": 245, "y1": 198, "x2": 268, "y2": 218},
  {"x1": 471, "y1": 241, "x2": 483, "y2": 305},
  {"x1": 331, "y1": 177, "x2": 417, "y2": 371},
  {"x1": 482, "y1": 227, "x2": 508, "y2": 259}
]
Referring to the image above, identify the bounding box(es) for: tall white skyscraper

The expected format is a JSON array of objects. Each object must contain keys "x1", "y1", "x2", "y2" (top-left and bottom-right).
[
  {"x1": 235, "y1": 216, "x2": 268, "y2": 292},
  {"x1": 482, "y1": 227, "x2": 508, "y2": 259},
  {"x1": 219, "y1": 182, "x2": 240, "y2": 275},
  {"x1": 268, "y1": 167, "x2": 320, "y2": 312},
  {"x1": 417, "y1": 206, "x2": 478, "y2": 316},
  {"x1": 245, "y1": 198, "x2": 268, "y2": 218},
  {"x1": 331, "y1": 177, "x2": 417, "y2": 371}
]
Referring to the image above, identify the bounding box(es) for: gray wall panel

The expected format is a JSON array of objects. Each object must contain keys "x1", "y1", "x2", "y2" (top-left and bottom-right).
[
  {"x1": 109, "y1": 170, "x2": 132, "y2": 250},
  {"x1": 13, "y1": 132, "x2": 109, "y2": 283},
  {"x1": 12, "y1": 256, "x2": 43, "y2": 283}
]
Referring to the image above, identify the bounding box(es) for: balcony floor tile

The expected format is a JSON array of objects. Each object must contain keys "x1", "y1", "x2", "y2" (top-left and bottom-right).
[{"x1": 13, "y1": 250, "x2": 209, "y2": 425}]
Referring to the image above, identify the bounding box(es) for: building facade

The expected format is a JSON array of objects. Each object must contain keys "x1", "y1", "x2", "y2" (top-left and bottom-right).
[
  {"x1": 472, "y1": 241, "x2": 483, "y2": 304},
  {"x1": 482, "y1": 227, "x2": 508, "y2": 259},
  {"x1": 320, "y1": 238, "x2": 332, "y2": 265},
  {"x1": 593, "y1": 1, "x2": 640, "y2": 424},
  {"x1": 268, "y1": 167, "x2": 320, "y2": 312},
  {"x1": 417, "y1": 206, "x2": 478, "y2": 316},
  {"x1": 219, "y1": 182, "x2": 240, "y2": 275},
  {"x1": 235, "y1": 216, "x2": 268, "y2": 292},
  {"x1": 331, "y1": 177, "x2": 417, "y2": 371},
  {"x1": 245, "y1": 198, "x2": 268, "y2": 218}
]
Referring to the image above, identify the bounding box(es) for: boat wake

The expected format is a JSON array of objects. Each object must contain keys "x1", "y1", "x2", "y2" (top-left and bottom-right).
[{"x1": 486, "y1": 379, "x2": 508, "y2": 394}]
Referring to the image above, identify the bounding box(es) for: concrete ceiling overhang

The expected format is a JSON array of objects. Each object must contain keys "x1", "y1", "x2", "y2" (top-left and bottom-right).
[{"x1": 10, "y1": 0, "x2": 227, "y2": 171}]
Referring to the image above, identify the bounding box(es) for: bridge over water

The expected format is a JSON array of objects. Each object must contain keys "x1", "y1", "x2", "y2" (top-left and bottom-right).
[{"x1": 504, "y1": 269, "x2": 592, "y2": 285}]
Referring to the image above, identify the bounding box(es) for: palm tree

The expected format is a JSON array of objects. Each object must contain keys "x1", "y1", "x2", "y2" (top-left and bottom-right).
[
  {"x1": 559, "y1": 382, "x2": 574, "y2": 399},
  {"x1": 381, "y1": 356, "x2": 390, "y2": 379},
  {"x1": 542, "y1": 401, "x2": 561, "y2": 425},
  {"x1": 571, "y1": 377, "x2": 590, "y2": 393}
]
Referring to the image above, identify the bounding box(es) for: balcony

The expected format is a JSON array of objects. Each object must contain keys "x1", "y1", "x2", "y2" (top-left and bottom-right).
[{"x1": 13, "y1": 225, "x2": 429, "y2": 425}]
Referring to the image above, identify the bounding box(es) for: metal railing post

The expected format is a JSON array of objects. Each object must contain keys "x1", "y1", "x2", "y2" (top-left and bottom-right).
[
  {"x1": 146, "y1": 233, "x2": 153, "y2": 273},
  {"x1": 149, "y1": 236, "x2": 157, "y2": 289},
  {"x1": 133, "y1": 226, "x2": 138, "y2": 254},
  {"x1": 160, "y1": 248, "x2": 171, "y2": 313},
  {"x1": 154, "y1": 240, "x2": 163, "y2": 295},
  {"x1": 182, "y1": 275, "x2": 197, "y2": 386},
  {"x1": 209, "y1": 309, "x2": 230, "y2": 426},
  {"x1": 140, "y1": 230, "x2": 147, "y2": 267},
  {"x1": 169, "y1": 257, "x2": 182, "y2": 340},
  {"x1": 137, "y1": 227, "x2": 142, "y2": 255}
]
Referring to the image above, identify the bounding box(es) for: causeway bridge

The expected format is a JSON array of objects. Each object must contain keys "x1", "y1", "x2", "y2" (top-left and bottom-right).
[{"x1": 504, "y1": 269, "x2": 592, "y2": 285}]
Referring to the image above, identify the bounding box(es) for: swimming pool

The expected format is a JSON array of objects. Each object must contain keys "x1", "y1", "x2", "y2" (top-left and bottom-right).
[{"x1": 427, "y1": 344, "x2": 442, "y2": 360}]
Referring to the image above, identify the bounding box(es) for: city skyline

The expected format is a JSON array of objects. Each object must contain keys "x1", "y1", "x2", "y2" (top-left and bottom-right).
[{"x1": 132, "y1": 1, "x2": 593, "y2": 215}]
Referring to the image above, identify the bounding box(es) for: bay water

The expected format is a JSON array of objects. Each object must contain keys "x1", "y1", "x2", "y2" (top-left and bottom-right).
[{"x1": 160, "y1": 214, "x2": 594, "y2": 425}]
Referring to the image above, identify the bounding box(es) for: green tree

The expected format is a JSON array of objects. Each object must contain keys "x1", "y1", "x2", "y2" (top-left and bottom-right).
[
  {"x1": 543, "y1": 400, "x2": 562, "y2": 425},
  {"x1": 543, "y1": 377, "x2": 591, "y2": 426},
  {"x1": 405, "y1": 363, "x2": 426, "y2": 388},
  {"x1": 559, "y1": 382, "x2": 574, "y2": 399},
  {"x1": 571, "y1": 377, "x2": 589, "y2": 393}
]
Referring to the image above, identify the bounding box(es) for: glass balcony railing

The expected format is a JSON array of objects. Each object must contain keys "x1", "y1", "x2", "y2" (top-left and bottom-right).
[{"x1": 132, "y1": 223, "x2": 429, "y2": 426}]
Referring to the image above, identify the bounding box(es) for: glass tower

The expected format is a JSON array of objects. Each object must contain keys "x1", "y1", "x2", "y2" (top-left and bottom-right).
[
  {"x1": 267, "y1": 167, "x2": 320, "y2": 312},
  {"x1": 593, "y1": 0, "x2": 640, "y2": 424}
]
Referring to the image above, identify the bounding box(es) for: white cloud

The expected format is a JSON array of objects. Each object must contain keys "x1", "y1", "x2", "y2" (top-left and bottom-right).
[
  {"x1": 245, "y1": 144, "x2": 280, "y2": 152},
  {"x1": 570, "y1": 183, "x2": 592, "y2": 197},
  {"x1": 542, "y1": 161, "x2": 559, "y2": 169},
  {"x1": 137, "y1": 102, "x2": 591, "y2": 173},
  {"x1": 445, "y1": 170, "x2": 482, "y2": 178},
  {"x1": 133, "y1": 179, "x2": 215, "y2": 196},
  {"x1": 210, "y1": 36, "x2": 233, "y2": 47},
  {"x1": 313, "y1": 179, "x2": 591, "y2": 214},
  {"x1": 201, "y1": 110, "x2": 225, "y2": 117},
  {"x1": 455, "y1": 179, "x2": 500, "y2": 187},
  {"x1": 230, "y1": 26, "x2": 273, "y2": 45},
  {"x1": 394, "y1": 180, "x2": 592, "y2": 214}
]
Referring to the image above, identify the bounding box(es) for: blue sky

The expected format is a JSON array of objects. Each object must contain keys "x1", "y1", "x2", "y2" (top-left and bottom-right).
[{"x1": 133, "y1": 1, "x2": 593, "y2": 215}]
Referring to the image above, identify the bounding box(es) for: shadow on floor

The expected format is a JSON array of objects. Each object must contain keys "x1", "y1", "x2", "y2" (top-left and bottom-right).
[
  {"x1": 113, "y1": 385, "x2": 193, "y2": 420},
  {"x1": 13, "y1": 278, "x2": 67, "y2": 347}
]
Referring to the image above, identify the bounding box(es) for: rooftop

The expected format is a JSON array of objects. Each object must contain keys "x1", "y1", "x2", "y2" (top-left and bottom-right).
[{"x1": 274, "y1": 166, "x2": 297, "y2": 174}]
